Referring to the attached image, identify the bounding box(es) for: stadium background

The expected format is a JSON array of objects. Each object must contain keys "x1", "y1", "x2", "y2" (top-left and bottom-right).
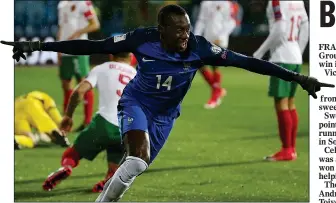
[{"x1": 14, "y1": 0, "x2": 310, "y2": 202}]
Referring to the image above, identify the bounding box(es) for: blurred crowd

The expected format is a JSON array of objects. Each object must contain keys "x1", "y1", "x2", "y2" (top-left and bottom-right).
[{"x1": 13, "y1": 0, "x2": 309, "y2": 39}]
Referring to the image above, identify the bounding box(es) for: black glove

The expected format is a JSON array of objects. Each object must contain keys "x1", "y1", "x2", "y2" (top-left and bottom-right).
[
  {"x1": 0, "y1": 40, "x2": 42, "y2": 62},
  {"x1": 293, "y1": 74, "x2": 335, "y2": 99}
]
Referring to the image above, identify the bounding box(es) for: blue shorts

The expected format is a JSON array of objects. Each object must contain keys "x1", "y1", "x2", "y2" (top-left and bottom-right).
[{"x1": 117, "y1": 105, "x2": 176, "y2": 164}]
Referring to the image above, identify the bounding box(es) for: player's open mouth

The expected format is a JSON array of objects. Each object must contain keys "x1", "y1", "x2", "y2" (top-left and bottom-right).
[{"x1": 180, "y1": 41, "x2": 187, "y2": 49}]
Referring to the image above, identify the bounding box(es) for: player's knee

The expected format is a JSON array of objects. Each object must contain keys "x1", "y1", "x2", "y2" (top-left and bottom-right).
[
  {"x1": 274, "y1": 97, "x2": 289, "y2": 111},
  {"x1": 130, "y1": 151, "x2": 150, "y2": 165},
  {"x1": 124, "y1": 130, "x2": 151, "y2": 164},
  {"x1": 15, "y1": 135, "x2": 36, "y2": 148},
  {"x1": 288, "y1": 97, "x2": 296, "y2": 110},
  {"x1": 61, "y1": 80, "x2": 72, "y2": 91},
  {"x1": 123, "y1": 156, "x2": 148, "y2": 178},
  {"x1": 61, "y1": 147, "x2": 81, "y2": 168}
]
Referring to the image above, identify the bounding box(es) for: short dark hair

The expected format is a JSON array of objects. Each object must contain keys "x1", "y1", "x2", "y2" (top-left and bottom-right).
[
  {"x1": 113, "y1": 52, "x2": 130, "y2": 58},
  {"x1": 157, "y1": 4, "x2": 187, "y2": 26}
]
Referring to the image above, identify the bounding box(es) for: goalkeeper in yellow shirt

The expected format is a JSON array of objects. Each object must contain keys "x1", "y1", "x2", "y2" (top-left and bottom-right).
[{"x1": 15, "y1": 91, "x2": 70, "y2": 148}]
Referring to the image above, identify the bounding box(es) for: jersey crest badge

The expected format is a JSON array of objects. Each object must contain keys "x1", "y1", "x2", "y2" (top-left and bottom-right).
[
  {"x1": 114, "y1": 34, "x2": 126, "y2": 43},
  {"x1": 183, "y1": 62, "x2": 191, "y2": 71},
  {"x1": 211, "y1": 44, "x2": 222, "y2": 54}
]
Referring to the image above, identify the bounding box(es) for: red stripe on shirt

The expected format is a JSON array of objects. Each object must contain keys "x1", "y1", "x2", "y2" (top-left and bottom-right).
[
  {"x1": 84, "y1": 10, "x2": 93, "y2": 18},
  {"x1": 272, "y1": 0, "x2": 282, "y2": 20}
]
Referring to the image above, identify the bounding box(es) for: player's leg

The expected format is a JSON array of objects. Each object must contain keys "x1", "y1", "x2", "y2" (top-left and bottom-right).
[
  {"x1": 97, "y1": 108, "x2": 176, "y2": 201},
  {"x1": 73, "y1": 56, "x2": 94, "y2": 132},
  {"x1": 265, "y1": 63, "x2": 297, "y2": 161},
  {"x1": 28, "y1": 101, "x2": 70, "y2": 147},
  {"x1": 96, "y1": 106, "x2": 150, "y2": 202},
  {"x1": 288, "y1": 97, "x2": 298, "y2": 158},
  {"x1": 92, "y1": 144, "x2": 124, "y2": 193},
  {"x1": 43, "y1": 115, "x2": 104, "y2": 191},
  {"x1": 199, "y1": 66, "x2": 214, "y2": 88},
  {"x1": 14, "y1": 100, "x2": 40, "y2": 148},
  {"x1": 96, "y1": 130, "x2": 149, "y2": 202},
  {"x1": 288, "y1": 64, "x2": 302, "y2": 158},
  {"x1": 59, "y1": 56, "x2": 75, "y2": 113},
  {"x1": 92, "y1": 121, "x2": 125, "y2": 192},
  {"x1": 15, "y1": 118, "x2": 39, "y2": 148},
  {"x1": 204, "y1": 66, "x2": 227, "y2": 109}
]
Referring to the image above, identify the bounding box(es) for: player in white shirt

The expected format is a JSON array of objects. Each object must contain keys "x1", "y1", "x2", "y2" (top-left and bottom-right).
[
  {"x1": 57, "y1": 0, "x2": 100, "y2": 132},
  {"x1": 42, "y1": 52, "x2": 137, "y2": 193},
  {"x1": 253, "y1": 0, "x2": 309, "y2": 161},
  {"x1": 194, "y1": 0, "x2": 239, "y2": 109}
]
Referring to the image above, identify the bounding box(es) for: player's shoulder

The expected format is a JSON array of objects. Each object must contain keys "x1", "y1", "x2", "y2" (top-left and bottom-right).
[
  {"x1": 191, "y1": 34, "x2": 211, "y2": 51},
  {"x1": 109, "y1": 61, "x2": 136, "y2": 75},
  {"x1": 200, "y1": 1, "x2": 211, "y2": 7},
  {"x1": 91, "y1": 62, "x2": 109, "y2": 72},
  {"x1": 28, "y1": 91, "x2": 51, "y2": 100},
  {"x1": 281, "y1": 1, "x2": 307, "y2": 13},
  {"x1": 120, "y1": 26, "x2": 159, "y2": 50},
  {"x1": 191, "y1": 34, "x2": 227, "y2": 58},
  {"x1": 95, "y1": 62, "x2": 135, "y2": 74},
  {"x1": 77, "y1": 0, "x2": 93, "y2": 7},
  {"x1": 28, "y1": 90, "x2": 43, "y2": 96},
  {"x1": 57, "y1": 1, "x2": 68, "y2": 9},
  {"x1": 291, "y1": 1, "x2": 306, "y2": 10},
  {"x1": 129, "y1": 26, "x2": 159, "y2": 42}
]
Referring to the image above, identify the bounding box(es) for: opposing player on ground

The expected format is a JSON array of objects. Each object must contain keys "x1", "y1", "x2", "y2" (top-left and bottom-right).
[
  {"x1": 42, "y1": 52, "x2": 136, "y2": 193},
  {"x1": 15, "y1": 91, "x2": 70, "y2": 148},
  {"x1": 2, "y1": 4, "x2": 332, "y2": 202},
  {"x1": 253, "y1": 1, "x2": 309, "y2": 161},
  {"x1": 194, "y1": 1, "x2": 239, "y2": 109},
  {"x1": 57, "y1": 0, "x2": 100, "y2": 132}
]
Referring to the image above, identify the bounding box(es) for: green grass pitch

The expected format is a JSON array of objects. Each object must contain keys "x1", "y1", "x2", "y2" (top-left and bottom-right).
[{"x1": 14, "y1": 65, "x2": 309, "y2": 202}]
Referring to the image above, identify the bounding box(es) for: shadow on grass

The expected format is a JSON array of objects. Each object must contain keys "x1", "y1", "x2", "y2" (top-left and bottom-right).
[
  {"x1": 15, "y1": 159, "x2": 264, "y2": 186},
  {"x1": 14, "y1": 186, "x2": 94, "y2": 201}
]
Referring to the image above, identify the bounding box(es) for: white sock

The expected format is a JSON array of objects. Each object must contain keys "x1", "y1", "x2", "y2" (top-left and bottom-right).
[{"x1": 96, "y1": 156, "x2": 148, "y2": 202}]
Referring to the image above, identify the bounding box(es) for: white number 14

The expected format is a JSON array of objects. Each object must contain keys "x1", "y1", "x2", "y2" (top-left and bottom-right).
[{"x1": 156, "y1": 75, "x2": 172, "y2": 90}]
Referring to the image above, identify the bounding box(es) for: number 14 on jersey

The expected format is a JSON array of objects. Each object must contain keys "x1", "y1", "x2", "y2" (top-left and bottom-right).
[{"x1": 156, "y1": 75, "x2": 172, "y2": 91}]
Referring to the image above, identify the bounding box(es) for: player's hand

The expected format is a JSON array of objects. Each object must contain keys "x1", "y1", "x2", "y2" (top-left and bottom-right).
[
  {"x1": 60, "y1": 115, "x2": 73, "y2": 133},
  {"x1": 0, "y1": 40, "x2": 41, "y2": 62},
  {"x1": 294, "y1": 74, "x2": 335, "y2": 99},
  {"x1": 68, "y1": 31, "x2": 82, "y2": 40}
]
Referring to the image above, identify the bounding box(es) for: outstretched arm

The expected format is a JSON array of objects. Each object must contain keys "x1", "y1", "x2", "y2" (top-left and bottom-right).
[
  {"x1": 202, "y1": 44, "x2": 297, "y2": 82},
  {"x1": 199, "y1": 37, "x2": 334, "y2": 98},
  {"x1": 42, "y1": 38, "x2": 114, "y2": 55},
  {"x1": 222, "y1": 50, "x2": 296, "y2": 82},
  {"x1": 1, "y1": 31, "x2": 136, "y2": 61}
]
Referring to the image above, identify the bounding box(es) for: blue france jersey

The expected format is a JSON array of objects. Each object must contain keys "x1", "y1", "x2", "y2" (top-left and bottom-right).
[{"x1": 102, "y1": 27, "x2": 232, "y2": 116}]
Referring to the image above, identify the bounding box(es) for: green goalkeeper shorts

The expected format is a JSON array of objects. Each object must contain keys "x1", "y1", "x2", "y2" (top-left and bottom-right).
[
  {"x1": 268, "y1": 63, "x2": 302, "y2": 98},
  {"x1": 73, "y1": 114, "x2": 124, "y2": 163},
  {"x1": 59, "y1": 55, "x2": 90, "y2": 81}
]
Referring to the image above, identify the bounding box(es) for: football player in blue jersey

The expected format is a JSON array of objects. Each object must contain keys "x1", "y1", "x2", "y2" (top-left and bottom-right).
[{"x1": 2, "y1": 4, "x2": 333, "y2": 202}]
